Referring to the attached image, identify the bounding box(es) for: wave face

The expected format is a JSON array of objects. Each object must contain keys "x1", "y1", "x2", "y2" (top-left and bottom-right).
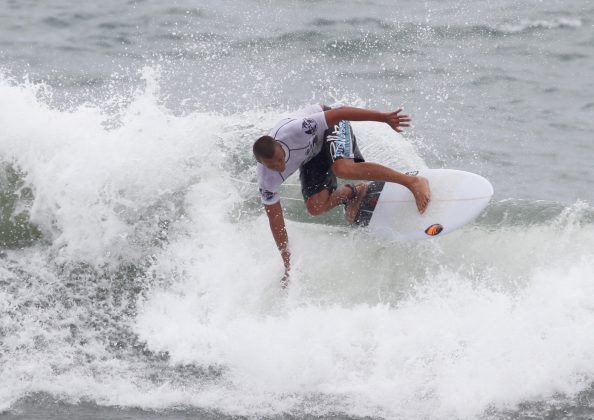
[{"x1": 1, "y1": 72, "x2": 594, "y2": 419}]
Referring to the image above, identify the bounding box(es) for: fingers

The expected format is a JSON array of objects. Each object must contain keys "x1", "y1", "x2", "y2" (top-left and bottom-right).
[
  {"x1": 388, "y1": 113, "x2": 411, "y2": 123},
  {"x1": 388, "y1": 111, "x2": 410, "y2": 118},
  {"x1": 393, "y1": 108, "x2": 411, "y2": 119},
  {"x1": 387, "y1": 109, "x2": 412, "y2": 133},
  {"x1": 392, "y1": 121, "x2": 411, "y2": 133},
  {"x1": 280, "y1": 265, "x2": 290, "y2": 288},
  {"x1": 389, "y1": 117, "x2": 411, "y2": 124},
  {"x1": 280, "y1": 272, "x2": 289, "y2": 288}
]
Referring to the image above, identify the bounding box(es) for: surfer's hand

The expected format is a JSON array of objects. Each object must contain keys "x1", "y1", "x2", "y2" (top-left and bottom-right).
[
  {"x1": 281, "y1": 267, "x2": 290, "y2": 289},
  {"x1": 384, "y1": 109, "x2": 411, "y2": 133}
]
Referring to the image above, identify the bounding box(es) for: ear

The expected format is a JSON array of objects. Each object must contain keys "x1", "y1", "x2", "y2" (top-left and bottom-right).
[{"x1": 276, "y1": 143, "x2": 285, "y2": 158}]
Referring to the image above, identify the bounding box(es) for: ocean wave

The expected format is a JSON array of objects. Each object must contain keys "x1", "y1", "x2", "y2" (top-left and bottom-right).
[
  {"x1": 231, "y1": 29, "x2": 324, "y2": 50},
  {"x1": 312, "y1": 16, "x2": 392, "y2": 29},
  {"x1": 2, "y1": 70, "x2": 594, "y2": 419},
  {"x1": 258, "y1": 16, "x2": 585, "y2": 53},
  {"x1": 323, "y1": 34, "x2": 393, "y2": 56},
  {"x1": 41, "y1": 16, "x2": 72, "y2": 29},
  {"x1": 497, "y1": 17, "x2": 582, "y2": 34},
  {"x1": 3, "y1": 204, "x2": 593, "y2": 417},
  {"x1": 552, "y1": 52, "x2": 590, "y2": 62},
  {"x1": 163, "y1": 6, "x2": 204, "y2": 18}
]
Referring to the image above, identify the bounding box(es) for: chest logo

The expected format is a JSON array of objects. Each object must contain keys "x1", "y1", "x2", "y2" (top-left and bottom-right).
[{"x1": 302, "y1": 118, "x2": 317, "y2": 135}]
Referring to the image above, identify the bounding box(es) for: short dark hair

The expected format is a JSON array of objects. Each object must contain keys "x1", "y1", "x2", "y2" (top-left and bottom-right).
[{"x1": 253, "y1": 135, "x2": 277, "y2": 160}]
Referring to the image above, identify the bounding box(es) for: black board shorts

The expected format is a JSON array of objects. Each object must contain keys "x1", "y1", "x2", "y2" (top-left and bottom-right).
[{"x1": 299, "y1": 120, "x2": 365, "y2": 201}]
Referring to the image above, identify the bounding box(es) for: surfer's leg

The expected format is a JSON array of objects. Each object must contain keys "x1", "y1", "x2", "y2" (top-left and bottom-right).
[
  {"x1": 299, "y1": 143, "x2": 336, "y2": 215},
  {"x1": 300, "y1": 155, "x2": 358, "y2": 216},
  {"x1": 299, "y1": 120, "x2": 367, "y2": 219},
  {"x1": 305, "y1": 181, "x2": 369, "y2": 218},
  {"x1": 332, "y1": 159, "x2": 431, "y2": 214},
  {"x1": 344, "y1": 182, "x2": 367, "y2": 224},
  {"x1": 299, "y1": 119, "x2": 372, "y2": 217},
  {"x1": 323, "y1": 119, "x2": 429, "y2": 213},
  {"x1": 300, "y1": 137, "x2": 361, "y2": 216}
]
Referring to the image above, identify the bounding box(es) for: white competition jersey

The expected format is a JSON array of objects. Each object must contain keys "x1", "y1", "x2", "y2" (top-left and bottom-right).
[{"x1": 257, "y1": 105, "x2": 328, "y2": 205}]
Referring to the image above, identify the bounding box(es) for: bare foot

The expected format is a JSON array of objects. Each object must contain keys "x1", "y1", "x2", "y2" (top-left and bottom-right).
[
  {"x1": 409, "y1": 176, "x2": 431, "y2": 214},
  {"x1": 345, "y1": 183, "x2": 368, "y2": 225}
]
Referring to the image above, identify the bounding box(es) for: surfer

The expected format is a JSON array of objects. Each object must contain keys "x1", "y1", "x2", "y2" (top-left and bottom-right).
[{"x1": 253, "y1": 104, "x2": 430, "y2": 287}]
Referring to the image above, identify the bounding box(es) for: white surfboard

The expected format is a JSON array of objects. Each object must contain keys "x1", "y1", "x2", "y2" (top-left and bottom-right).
[{"x1": 354, "y1": 169, "x2": 493, "y2": 241}]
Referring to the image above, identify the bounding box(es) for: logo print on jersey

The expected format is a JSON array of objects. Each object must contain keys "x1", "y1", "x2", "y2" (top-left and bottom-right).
[
  {"x1": 259, "y1": 188, "x2": 275, "y2": 202},
  {"x1": 326, "y1": 122, "x2": 349, "y2": 160},
  {"x1": 302, "y1": 118, "x2": 317, "y2": 135}
]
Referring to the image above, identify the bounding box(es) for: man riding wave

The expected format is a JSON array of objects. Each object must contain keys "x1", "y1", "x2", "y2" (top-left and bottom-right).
[{"x1": 253, "y1": 104, "x2": 430, "y2": 287}]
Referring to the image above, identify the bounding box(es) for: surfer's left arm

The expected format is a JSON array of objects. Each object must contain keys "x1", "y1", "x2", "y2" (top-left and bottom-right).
[
  {"x1": 264, "y1": 201, "x2": 291, "y2": 288},
  {"x1": 324, "y1": 107, "x2": 411, "y2": 133}
]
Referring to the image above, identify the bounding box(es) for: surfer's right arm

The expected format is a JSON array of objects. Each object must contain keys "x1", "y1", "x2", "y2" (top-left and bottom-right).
[
  {"x1": 324, "y1": 107, "x2": 411, "y2": 133},
  {"x1": 264, "y1": 201, "x2": 291, "y2": 288}
]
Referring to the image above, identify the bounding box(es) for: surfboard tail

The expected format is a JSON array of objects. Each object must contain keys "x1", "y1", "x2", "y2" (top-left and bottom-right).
[{"x1": 353, "y1": 181, "x2": 385, "y2": 227}]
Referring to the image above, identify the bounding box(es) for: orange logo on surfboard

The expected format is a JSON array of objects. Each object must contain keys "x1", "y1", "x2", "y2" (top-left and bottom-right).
[{"x1": 425, "y1": 224, "x2": 444, "y2": 236}]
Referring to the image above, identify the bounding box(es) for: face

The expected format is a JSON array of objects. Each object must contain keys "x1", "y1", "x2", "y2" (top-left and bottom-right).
[{"x1": 259, "y1": 144, "x2": 286, "y2": 172}]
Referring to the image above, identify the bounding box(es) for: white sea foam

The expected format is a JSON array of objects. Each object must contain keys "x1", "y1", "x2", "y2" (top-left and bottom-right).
[
  {"x1": 1, "y1": 71, "x2": 594, "y2": 419},
  {"x1": 132, "y1": 202, "x2": 594, "y2": 418},
  {"x1": 0, "y1": 69, "x2": 264, "y2": 264}
]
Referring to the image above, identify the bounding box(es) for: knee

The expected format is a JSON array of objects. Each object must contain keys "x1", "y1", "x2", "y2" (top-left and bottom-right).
[
  {"x1": 305, "y1": 200, "x2": 323, "y2": 216},
  {"x1": 332, "y1": 159, "x2": 354, "y2": 179}
]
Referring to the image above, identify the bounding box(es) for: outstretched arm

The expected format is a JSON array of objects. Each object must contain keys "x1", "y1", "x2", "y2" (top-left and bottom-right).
[
  {"x1": 264, "y1": 201, "x2": 291, "y2": 288},
  {"x1": 324, "y1": 107, "x2": 411, "y2": 133}
]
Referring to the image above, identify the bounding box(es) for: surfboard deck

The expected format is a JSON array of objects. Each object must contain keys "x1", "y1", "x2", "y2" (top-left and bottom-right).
[{"x1": 353, "y1": 169, "x2": 493, "y2": 241}]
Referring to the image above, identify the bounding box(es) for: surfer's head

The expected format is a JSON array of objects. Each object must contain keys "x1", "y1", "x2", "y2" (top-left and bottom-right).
[{"x1": 253, "y1": 135, "x2": 286, "y2": 172}]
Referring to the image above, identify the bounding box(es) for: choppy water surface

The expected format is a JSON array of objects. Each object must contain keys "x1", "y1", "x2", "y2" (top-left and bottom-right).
[{"x1": 1, "y1": 0, "x2": 593, "y2": 419}]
